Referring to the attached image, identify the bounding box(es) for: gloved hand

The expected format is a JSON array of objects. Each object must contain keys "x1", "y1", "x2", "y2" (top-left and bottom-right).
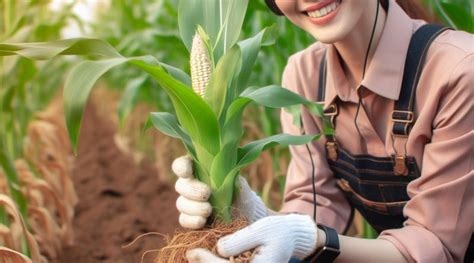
[
  {"x1": 186, "y1": 214, "x2": 319, "y2": 263},
  {"x1": 172, "y1": 155, "x2": 269, "y2": 229}
]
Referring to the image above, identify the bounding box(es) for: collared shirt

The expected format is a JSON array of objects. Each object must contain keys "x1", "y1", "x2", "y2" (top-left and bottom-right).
[{"x1": 279, "y1": 0, "x2": 474, "y2": 262}]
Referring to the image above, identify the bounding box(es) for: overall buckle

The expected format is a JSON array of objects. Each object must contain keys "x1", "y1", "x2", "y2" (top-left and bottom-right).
[
  {"x1": 324, "y1": 103, "x2": 339, "y2": 116},
  {"x1": 326, "y1": 141, "x2": 338, "y2": 161},
  {"x1": 391, "y1": 110, "x2": 414, "y2": 123},
  {"x1": 394, "y1": 155, "x2": 408, "y2": 176}
]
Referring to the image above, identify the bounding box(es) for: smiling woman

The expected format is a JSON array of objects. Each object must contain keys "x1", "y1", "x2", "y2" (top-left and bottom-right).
[{"x1": 180, "y1": 0, "x2": 473, "y2": 262}]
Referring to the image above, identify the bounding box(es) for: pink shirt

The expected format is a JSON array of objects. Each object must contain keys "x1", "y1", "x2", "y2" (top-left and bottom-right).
[{"x1": 279, "y1": 0, "x2": 474, "y2": 262}]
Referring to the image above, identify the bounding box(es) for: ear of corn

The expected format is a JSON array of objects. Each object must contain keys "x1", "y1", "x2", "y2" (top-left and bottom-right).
[{"x1": 190, "y1": 29, "x2": 213, "y2": 97}]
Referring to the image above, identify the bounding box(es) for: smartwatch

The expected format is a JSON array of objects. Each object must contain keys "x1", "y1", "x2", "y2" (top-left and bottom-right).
[{"x1": 304, "y1": 224, "x2": 340, "y2": 263}]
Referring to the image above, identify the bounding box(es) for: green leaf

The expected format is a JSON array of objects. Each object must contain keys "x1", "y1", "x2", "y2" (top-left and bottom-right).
[
  {"x1": 205, "y1": 45, "x2": 242, "y2": 118},
  {"x1": 193, "y1": 143, "x2": 215, "y2": 184},
  {"x1": 1, "y1": 38, "x2": 220, "y2": 156},
  {"x1": 118, "y1": 76, "x2": 147, "y2": 126},
  {"x1": 64, "y1": 58, "x2": 128, "y2": 152},
  {"x1": 222, "y1": 97, "x2": 251, "y2": 146},
  {"x1": 213, "y1": 0, "x2": 249, "y2": 60},
  {"x1": 0, "y1": 38, "x2": 121, "y2": 59},
  {"x1": 240, "y1": 85, "x2": 316, "y2": 108},
  {"x1": 235, "y1": 25, "x2": 277, "y2": 96},
  {"x1": 0, "y1": 147, "x2": 27, "y2": 219},
  {"x1": 209, "y1": 142, "x2": 238, "y2": 189},
  {"x1": 178, "y1": 0, "x2": 249, "y2": 61},
  {"x1": 160, "y1": 62, "x2": 192, "y2": 87},
  {"x1": 148, "y1": 112, "x2": 196, "y2": 158},
  {"x1": 130, "y1": 59, "x2": 221, "y2": 156},
  {"x1": 222, "y1": 85, "x2": 327, "y2": 148},
  {"x1": 435, "y1": 0, "x2": 473, "y2": 32},
  {"x1": 237, "y1": 133, "x2": 321, "y2": 167}
]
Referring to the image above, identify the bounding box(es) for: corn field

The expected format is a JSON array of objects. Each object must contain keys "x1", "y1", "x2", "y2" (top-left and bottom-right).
[{"x1": 0, "y1": 0, "x2": 471, "y2": 262}]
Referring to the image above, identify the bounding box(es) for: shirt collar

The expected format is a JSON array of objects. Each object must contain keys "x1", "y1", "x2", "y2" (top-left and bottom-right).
[{"x1": 323, "y1": 0, "x2": 414, "y2": 110}]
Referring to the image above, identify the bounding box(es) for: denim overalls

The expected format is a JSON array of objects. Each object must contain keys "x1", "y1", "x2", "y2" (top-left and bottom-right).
[{"x1": 290, "y1": 24, "x2": 473, "y2": 263}]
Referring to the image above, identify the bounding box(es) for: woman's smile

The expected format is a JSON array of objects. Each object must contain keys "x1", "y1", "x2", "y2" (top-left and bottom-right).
[{"x1": 303, "y1": 0, "x2": 342, "y2": 26}]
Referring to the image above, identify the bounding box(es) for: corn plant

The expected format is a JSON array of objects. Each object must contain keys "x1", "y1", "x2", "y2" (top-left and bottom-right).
[
  {"x1": 0, "y1": 0, "x2": 332, "y2": 222},
  {"x1": 1, "y1": 0, "x2": 80, "y2": 260}
]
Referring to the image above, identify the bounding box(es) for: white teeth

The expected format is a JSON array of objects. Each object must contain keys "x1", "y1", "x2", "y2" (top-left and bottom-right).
[
  {"x1": 306, "y1": 0, "x2": 340, "y2": 18},
  {"x1": 320, "y1": 7, "x2": 328, "y2": 16}
]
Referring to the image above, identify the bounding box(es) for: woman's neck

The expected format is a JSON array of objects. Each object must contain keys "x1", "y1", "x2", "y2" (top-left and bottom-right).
[{"x1": 334, "y1": 2, "x2": 387, "y2": 88}]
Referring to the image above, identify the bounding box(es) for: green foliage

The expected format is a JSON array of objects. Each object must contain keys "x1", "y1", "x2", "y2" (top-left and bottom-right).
[
  {"x1": 178, "y1": 0, "x2": 249, "y2": 62},
  {"x1": 424, "y1": 0, "x2": 473, "y2": 32},
  {"x1": 0, "y1": 1, "x2": 80, "y2": 256},
  {"x1": 91, "y1": 0, "x2": 188, "y2": 123},
  {"x1": 0, "y1": 0, "x2": 331, "y2": 221}
]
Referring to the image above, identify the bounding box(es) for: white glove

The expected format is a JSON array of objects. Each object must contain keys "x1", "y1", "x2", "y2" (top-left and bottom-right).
[
  {"x1": 172, "y1": 155, "x2": 268, "y2": 229},
  {"x1": 186, "y1": 214, "x2": 319, "y2": 263}
]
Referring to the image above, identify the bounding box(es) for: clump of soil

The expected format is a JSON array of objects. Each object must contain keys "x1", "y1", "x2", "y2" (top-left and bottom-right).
[{"x1": 53, "y1": 101, "x2": 181, "y2": 263}]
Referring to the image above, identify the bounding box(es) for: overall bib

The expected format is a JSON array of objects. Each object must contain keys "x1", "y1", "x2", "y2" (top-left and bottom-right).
[{"x1": 291, "y1": 24, "x2": 473, "y2": 263}]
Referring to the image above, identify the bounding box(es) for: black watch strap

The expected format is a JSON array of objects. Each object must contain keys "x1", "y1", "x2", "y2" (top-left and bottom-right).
[{"x1": 304, "y1": 224, "x2": 340, "y2": 263}]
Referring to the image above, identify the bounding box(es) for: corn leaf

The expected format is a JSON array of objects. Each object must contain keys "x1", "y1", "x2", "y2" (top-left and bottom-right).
[
  {"x1": 222, "y1": 97, "x2": 251, "y2": 146},
  {"x1": 178, "y1": 0, "x2": 248, "y2": 61},
  {"x1": 435, "y1": 0, "x2": 473, "y2": 31},
  {"x1": 222, "y1": 85, "x2": 326, "y2": 147},
  {"x1": 209, "y1": 142, "x2": 238, "y2": 189},
  {"x1": 64, "y1": 56, "x2": 219, "y2": 156},
  {"x1": 0, "y1": 38, "x2": 219, "y2": 155},
  {"x1": 0, "y1": 147, "x2": 27, "y2": 218},
  {"x1": 130, "y1": 60, "x2": 221, "y2": 156},
  {"x1": 148, "y1": 112, "x2": 196, "y2": 158},
  {"x1": 0, "y1": 38, "x2": 121, "y2": 59},
  {"x1": 63, "y1": 58, "x2": 128, "y2": 151},
  {"x1": 237, "y1": 133, "x2": 321, "y2": 167},
  {"x1": 193, "y1": 143, "x2": 215, "y2": 184},
  {"x1": 160, "y1": 62, "x2": 192, "y2": 87},
  {"x1": 214, "y1": 133, "x2": 321, "y2": 209},
  {"x1": 235, "y1": 25, "x2": 277, "y2": 96},
  {"x1": 118, "y1": 76, "x2": 148, "y2": 126},
  {"x1": 213, "y1": 0, "x2": 249, "y2": 61},
  {"x1": 204, "y1": 45, "x2": 242, "y2": 118}
]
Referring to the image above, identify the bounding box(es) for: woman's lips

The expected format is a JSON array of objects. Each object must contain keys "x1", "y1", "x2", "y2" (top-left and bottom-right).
[{"x1": 304, "y1": 0, "x2": 342, "y2": 26}]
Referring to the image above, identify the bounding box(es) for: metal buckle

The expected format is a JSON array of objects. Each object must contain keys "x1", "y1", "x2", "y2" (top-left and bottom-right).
[
  {"x1": 326, "y1": 141, "x2": 338, "y2": 161},
  {"x1": 392, "y1": 110, "x2": 414, "y2": 123},
  {"x1": 394, "y1": 155, "x2": 408, "y2": 176},
  {"x1": 324, "y1": 103, "x2": 339, "y2": 116}
]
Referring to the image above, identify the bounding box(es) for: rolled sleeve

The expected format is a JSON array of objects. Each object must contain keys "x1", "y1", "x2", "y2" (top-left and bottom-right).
[
  {"x1": 379, "y1": 55, "x2": 474, "y2": 262},
  {"x1": 279, "y1": 56, "x2": 352, "y2": 233}
]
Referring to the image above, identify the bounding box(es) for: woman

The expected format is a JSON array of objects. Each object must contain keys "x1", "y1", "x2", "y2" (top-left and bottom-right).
[{"x1": 172, "y1": 0, "x2": 473, "y2": 262}]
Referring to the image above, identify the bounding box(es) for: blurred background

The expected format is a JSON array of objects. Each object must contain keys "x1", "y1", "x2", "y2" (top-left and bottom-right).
[{"x1": 0, "y1": 0, "x2": 472, "y2": 262}]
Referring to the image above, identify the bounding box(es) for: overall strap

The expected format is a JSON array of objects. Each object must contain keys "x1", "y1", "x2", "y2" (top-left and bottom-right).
[
  {"x1": 317, "y1": 51, "x2": 327, "y2": 103},
  {"x1": 392, "y1": 24, "x2": 450, "y2": 175},
  {"x1": 317, "y1": 51, "x2": 340, "y2": 161}
]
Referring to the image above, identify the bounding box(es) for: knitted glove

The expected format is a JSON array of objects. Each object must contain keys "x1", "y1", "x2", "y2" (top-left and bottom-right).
[
  {"x1": 172, "y1": 155, "x2": 268, "y2": 229},
  {"x1": 186, "y1": 214, "x2": 319, "y2": 263}
]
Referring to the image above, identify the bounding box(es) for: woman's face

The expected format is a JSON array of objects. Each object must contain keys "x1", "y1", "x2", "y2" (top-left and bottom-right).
[{"x1": 275, "y1": 0, "x2": 369, "y2": 43}]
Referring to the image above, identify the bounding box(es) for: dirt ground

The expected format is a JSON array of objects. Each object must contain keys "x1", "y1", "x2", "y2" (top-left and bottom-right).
[{"x1": 53, "y1": 102, "x2": 181, "y2": 263}]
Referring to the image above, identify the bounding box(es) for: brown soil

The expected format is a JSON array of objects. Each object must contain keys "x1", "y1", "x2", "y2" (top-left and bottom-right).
[{"x1": 53, "y1": 101, "x2": 181, "y2": 263}]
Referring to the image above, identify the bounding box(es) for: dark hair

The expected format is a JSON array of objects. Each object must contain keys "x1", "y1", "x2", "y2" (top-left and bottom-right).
[{"x1": 266, "y1": 0, "x2": 435, "y2": 23}]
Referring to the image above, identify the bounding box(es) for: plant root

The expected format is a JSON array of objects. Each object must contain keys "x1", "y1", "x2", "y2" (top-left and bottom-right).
[{"x1": 149, "y1": 217, "x2": 254, "y2": 263}]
